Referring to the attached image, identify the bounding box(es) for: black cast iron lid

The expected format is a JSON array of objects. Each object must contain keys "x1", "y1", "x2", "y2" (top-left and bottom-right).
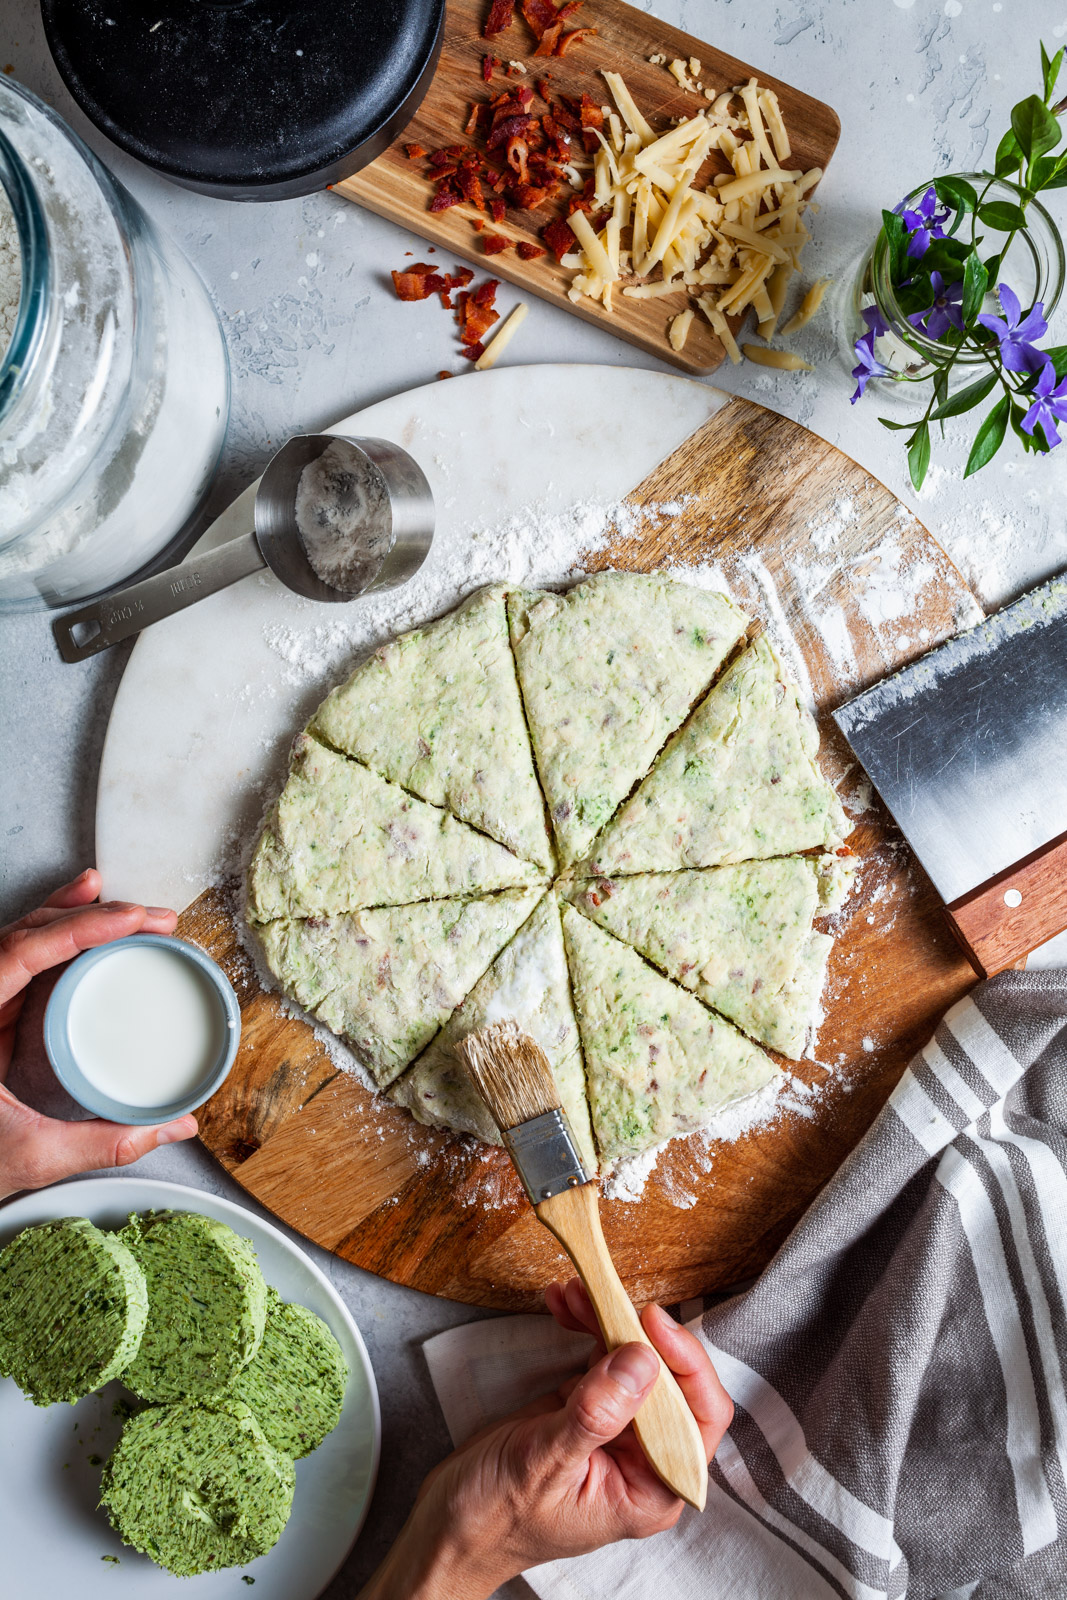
[{"x1": 40, "y1": 0, "x2": 445, "y2": 201}]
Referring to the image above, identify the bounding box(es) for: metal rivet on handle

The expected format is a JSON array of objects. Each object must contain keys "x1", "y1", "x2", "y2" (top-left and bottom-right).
[{"x1": 1003, "y1": 889, "x2": 1023, "y2": 908}]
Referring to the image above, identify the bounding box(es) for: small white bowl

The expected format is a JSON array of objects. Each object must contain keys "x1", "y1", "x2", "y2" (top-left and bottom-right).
[{"x1": 43, "y1": 934, "x2": 241, "y2": 1124}]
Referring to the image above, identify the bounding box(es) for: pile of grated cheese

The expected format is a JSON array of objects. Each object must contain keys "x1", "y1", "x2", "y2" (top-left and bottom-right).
[{"x1": 560, "y1": 66, "x2": 829, "y2": 366}]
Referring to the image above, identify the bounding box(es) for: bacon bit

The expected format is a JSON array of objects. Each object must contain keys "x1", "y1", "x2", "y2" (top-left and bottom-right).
[
  {"x1": 535, "y1": 75, "x2": 553, "y2": 101},
  {"x1": 462, "y1": 342, "x2": 486, "y2": 361},
  {"x1": 472, "y1": 218, "x2": 485, "y2": 231},
  {"x1": 437, "y1": 370, "x2": 453, "y2": 379},
  {"x1": 517, "y1": 240, "x2": 546, "y2": 260},
  {"x1": 456, "y1": 165, "x2": 486, "y2": 210},
  {"x1": 404, "y1": 143, "x2": 426, "y2": 160},
  {"x1": 542, "y1": 217, "x2": 574, "y2": 261},
  {"x1": 483, "y1": 233, "x2": 510, "y2": 254},
  {"x1": 464, "y1": 302, "x2": 499, "y2": 341},
  {"x1": 472, "y1": 278, "x2": 500, "y2": 307},
  {"x1": 452, "y1": 267, "x2": 475, "y2": 287},
  {"x1": 535, "y1": 20, "x2": 564, "y2": 55},
  {"x1": 489, "y1": 197, "x2": 507, "y2": 223},
  {"x1": 556, "y1": 26, "x2": 595, "y2": 55},
  {"x1": 521, "y1": 0, "x2": 558, "y2": 38},
  {"x1": 507, "y1": 135, "x2": 530, "y2": 185},
  {"x1": 483, "y1": 0, "x2": 514, "y2": 37},
  {"x1": 429, "y1": 187, "x2": 461, "y2": 213},
  {"x1": 486, "y1": 112, "x2": 534, "y2": 152},
  {"x1": 482, "y1": 54, "x2": 498, "y2": 83}
]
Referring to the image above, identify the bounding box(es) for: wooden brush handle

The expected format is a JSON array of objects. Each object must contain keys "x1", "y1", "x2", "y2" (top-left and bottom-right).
[{"x1": 537, "y1": 1183, "x2": 708, "y2": 1511}]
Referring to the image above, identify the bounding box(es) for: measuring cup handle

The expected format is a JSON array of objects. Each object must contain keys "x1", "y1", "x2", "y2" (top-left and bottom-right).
[{"x1": 52, "y1": 531, "x2": 266, "y2": 662}]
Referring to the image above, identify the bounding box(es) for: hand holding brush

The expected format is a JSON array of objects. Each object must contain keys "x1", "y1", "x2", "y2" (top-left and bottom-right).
[{"x1": 459, "y1": 1019, "x2": 711, "y2": 1511}]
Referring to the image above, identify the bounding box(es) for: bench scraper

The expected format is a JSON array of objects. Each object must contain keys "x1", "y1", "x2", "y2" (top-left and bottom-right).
[{"x1": 833, "y1": 574, "x2": 1067, "y2": 978}]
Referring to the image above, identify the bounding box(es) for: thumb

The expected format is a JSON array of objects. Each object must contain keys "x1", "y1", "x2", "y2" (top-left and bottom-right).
[
  {"x1": 8, "y1": 1112, "x2": 198, "y2": 1193},
  {"x1": 548, "y1": 1343, "x2": 659, "y2": 1467}
]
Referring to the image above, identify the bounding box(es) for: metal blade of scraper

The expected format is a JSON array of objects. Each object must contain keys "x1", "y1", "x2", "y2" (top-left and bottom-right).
[{"x1": 833, "y1": 575, "x2": 1067, "y2": 977}]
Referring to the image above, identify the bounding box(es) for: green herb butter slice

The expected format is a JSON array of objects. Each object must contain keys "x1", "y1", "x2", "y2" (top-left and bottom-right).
[
  {"x1": 508, "y1": 573, "x2": 749, "y2": 867},
  {"x1": 247, "y1": 733, "x2": 542, "y2": 925},
  {"x1": 584, "y1": 634, "x2": 849, "y2": 876},
  {"x1": 561, "y1": 904, "x2": 779, "y2": 1165},
  {"x1": 254, "y1": 888, "x2": 543, "y2": 1087},
  {"x1": 0, "y1": 1218, "x2": 147, "y2": 1407},
  {"x1": 390, "y1": 891, "x2": 597, "y2": 1172},
  {"x1": 120, "y1": 1212, "x2": 268, "y2": 1403},
  {"x1": 311, "y1": 585, "x2": 554, "y2": 872},
  {"x1": 230, "y1": 1288, "x2": 347, "y2": 1459},
  {"x1": 564, "y1": 854, "x2": 856, "y2": 1058},
  {"x1": 100, "y1": 1398, "x2": 295, "y2": 1576}
]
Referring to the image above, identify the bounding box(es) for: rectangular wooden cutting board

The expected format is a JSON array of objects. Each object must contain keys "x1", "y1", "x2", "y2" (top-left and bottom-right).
[{"x1": 335, "y1": 0, "x2": 841, "y2": 374}]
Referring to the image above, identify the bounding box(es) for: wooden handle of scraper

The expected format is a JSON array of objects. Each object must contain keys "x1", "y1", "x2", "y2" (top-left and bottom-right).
[
  {"x1": 536, "y1": 1182, "x2": 708, "y2": 1511},
  {"x1": 946, "y1": 828, "x2": 1067, "y2": 977}
]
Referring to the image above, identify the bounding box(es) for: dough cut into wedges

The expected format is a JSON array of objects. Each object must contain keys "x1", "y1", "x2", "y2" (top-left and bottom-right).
[
  {"x1": 390, "y1": 893, "x2": 596, "y2": 1172},
  {"x1": 565, "y1": 854, "x2": 855, "y2": 1059},
  {"x1": 561, "y1": 904, "x2": 778, "y2": 1165},
  {"x1": 311, "y1": 586, "x2": 554, "y2": 872},
  {"x1": 254, "y1": 888, "x2": 543, "y2": 1087},
  {"x1": 247, "y1": 733, "x2": 542, "y2": 924},
  {"x1": 508, "y1": 573, "x2": 748, "y2": 867},
  {"x1": 584, "y1": 634, "x2": 848, "y2": 876}
]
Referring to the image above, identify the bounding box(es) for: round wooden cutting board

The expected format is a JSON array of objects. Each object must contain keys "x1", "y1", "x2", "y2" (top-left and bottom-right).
[{"x1": 179, "y1": 389, "x2": 982, "y2": 1311}]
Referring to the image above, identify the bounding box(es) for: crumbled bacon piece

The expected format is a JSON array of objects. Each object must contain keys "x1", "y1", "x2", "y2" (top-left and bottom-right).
[
  {"x1": 483, "y1": 233, "x2": 509, "y2": 254},
  {"x1": 522, "y1": 0, "x2": 559, "y2": 38},
  {"x1": 482, "y1": 54, "x2": 498, "y2": 82},
  {"x1": 483, "y1": 0, "x2": 514, "y2": 37},
  {"x1": 507, "y1": 135, "x2": 530, "y2": 185},
  {"x1": 405, "y1": 143, "x2": 426, "y2": 160},
  {"x1": 517, "y1": 240, "x2": 546, "y2": 260},
  {"x1": 472, "y1": 278, "x2": 500, "y2": 307},
  {"x1": 437, "y1": 370, "x2": 453, "y2": 379},
  {"x1": 391, "y1": 265, "x2": 447, "y2": 301},
  {"x1": 557, "y1": 26, "x2": 595, "y2": 54},
  {"x1": 462, "y1": 341, "x2": 486, "y2": 361},
  {"x1": 535, "y1": 20, "x2": 564, "y2": 55},
  {"x1": 429, "y1": 187, "x2": 461, "y2": 212},
  {"x1": 489, "y1": 198, "x2": 507, "y2": 223},
  {"x1": 542, "y1": 217, "x2": 574, "y2": 260}
]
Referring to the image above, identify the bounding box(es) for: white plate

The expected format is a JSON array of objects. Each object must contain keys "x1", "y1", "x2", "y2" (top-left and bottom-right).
[{"x1": 0, "y1": 1178, "x2": 380, "y2": 1600}]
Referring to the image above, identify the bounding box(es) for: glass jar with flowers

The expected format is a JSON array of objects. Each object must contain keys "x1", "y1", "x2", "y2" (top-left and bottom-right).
[{"x1": 849, "y1": 44, "x2": 1067, "y2": 489}]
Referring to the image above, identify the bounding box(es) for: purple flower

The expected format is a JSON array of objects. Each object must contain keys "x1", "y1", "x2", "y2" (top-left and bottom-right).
[
  {"x1": 897, "y1": 186, "x2": 951, "y2": 259},
  {"x1": 851, "y1": 326, "x2": 888, "y2": 404},
  {"x1": 908, "y1": 272, "x2": 964, "y2": 341},
  {"x1": 862, "y1": 304, "x2": 889, "y2": 339},
  {"x1": 1021, "y1": 359, "x2": 1067, "y2": 449},
  {"x1": 977, "y1": 283, "x2": 1048, "y2": 373}
]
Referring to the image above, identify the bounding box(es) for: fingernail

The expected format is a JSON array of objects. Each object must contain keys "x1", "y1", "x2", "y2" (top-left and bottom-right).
[
  {"x1": 146, "y1": 907, "x2": 173, "y2": 917},
  {"x1": 102, "y1": 900, "x2": 137, "y2": 911},
  {"x1": 608, "y1": 1345, "x2": 658, "y2": 1396},
  {"x1": 156, "y1": 1118, "x2": 196, "y2": 1146}
]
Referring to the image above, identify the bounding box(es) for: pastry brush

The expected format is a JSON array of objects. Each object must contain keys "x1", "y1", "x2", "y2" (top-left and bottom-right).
[{"x1": 458, "y1": 1019, "x2": 708, "y2": 1511}]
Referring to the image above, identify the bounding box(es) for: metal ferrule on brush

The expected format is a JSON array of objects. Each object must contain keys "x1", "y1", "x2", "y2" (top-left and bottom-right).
[{"x1": 504, "y1": 1109, "x2": 591, "y2": 1205}]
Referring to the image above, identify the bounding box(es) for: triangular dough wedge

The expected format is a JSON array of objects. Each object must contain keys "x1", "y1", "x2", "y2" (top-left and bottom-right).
[
  {"x1": 585, "y1": 634, "x2": 848, "y2": 876},
  {"x1": 390, "y1": 894, "x2": 596, "y2": 1172},
  {"x1": 247, "y1": 734, "x2": 542, "y2": 923},
  {"x1": 564, "y1": 855, "x2": 855, "y2": 1059},
  {"x1": 508, "y1": 573, "x2": 748, "y2": 868},
  {"x1": 254, "y1": 889, "x2": 543, "y2": 1088},
  {"x1": 560, "y1": 904, "x2": 778, "y2": 1165},
  {"x1": 311, "y1": 587, "x2": 554, "y2": 872}
]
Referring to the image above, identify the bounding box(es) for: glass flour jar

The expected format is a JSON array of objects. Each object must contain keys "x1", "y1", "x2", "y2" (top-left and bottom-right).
[{"x1": 0, "y1": 78, "x2": 229, "y2": 611}]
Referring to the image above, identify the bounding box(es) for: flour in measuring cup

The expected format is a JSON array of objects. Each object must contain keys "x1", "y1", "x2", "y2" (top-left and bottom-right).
[
  {"x1": 0, "y1": 186, "x2": 21, "y2": 361},
  {"x1": 295, "y1": 439, "x2": 393, "y2": 594}
]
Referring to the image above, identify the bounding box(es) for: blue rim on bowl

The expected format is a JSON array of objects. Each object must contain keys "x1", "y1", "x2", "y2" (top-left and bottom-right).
[{"x1": 43, "y1": 934, "x2": 241, "y2": 1125}]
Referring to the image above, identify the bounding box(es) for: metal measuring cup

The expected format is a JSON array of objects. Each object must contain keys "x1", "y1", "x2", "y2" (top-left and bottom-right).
[{"x1": 52, "y1": 434, "x2": 434, "y2": 662}]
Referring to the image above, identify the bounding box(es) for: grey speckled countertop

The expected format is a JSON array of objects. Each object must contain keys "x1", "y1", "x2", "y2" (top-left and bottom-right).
[{"x1": 1, "y1": 2, "x2": 1064, "y2": 1597}]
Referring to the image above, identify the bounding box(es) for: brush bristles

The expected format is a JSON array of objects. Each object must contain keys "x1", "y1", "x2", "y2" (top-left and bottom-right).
[{"x1": 458, "y1": 1020, "x2": 562, "y2": 1132}]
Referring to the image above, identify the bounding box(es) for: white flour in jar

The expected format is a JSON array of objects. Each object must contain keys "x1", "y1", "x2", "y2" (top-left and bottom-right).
[
  {"x1": 295, "y1": 438, "x2": 393, "y2": 593},
  {"x1": 0, "y1": 185, "x2": 20, "y2": 360}
]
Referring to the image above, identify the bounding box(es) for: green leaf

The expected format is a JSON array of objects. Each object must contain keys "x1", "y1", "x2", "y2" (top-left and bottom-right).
[
  {"x1": 935, "y1": 176, "x2": 978, "y2": 217},
  {"x1": 962, "y1": 252, "x2": 989, "y2": 324},
  {"x1": 881, "y1": 208, "x2": 909, "y2": 282},
  {"x1": 878, "y1": 417, "x2": 915, "y2": 431},
  {"x1": 983, "y1": 251, "x2": 1003, "y2": 284},
  {"x1": 978, "y1": 199, "x2": 1029, "y2": 232},
  {"x1": 964, "y1": 396, "x2": 1010, "y2": 477},
  {"x1": 1041, "y1": 343, "x2": 1067, "y2": 380},
  {"x1": 928, "y1": 372, "x2": 999, "y2": 422},
  {"x1": 1032, "y1": 152, "x2": 1067, "y2": 191},
  {"x1": 995, "y1": 128, "x2": 1024, "y2": 176},
  {"x1": 1008, "y1": 403, "x2": 1037, "y2": 454},
  {"x1": 908, "y1": 424, "x2": 931, "y2": 491},
  {"x1": 1012, "y1": 95, "x2": 1061, "y2": 160},
  {"x1": 934, "y1": 366, "x2": 950, "y2": 409},
  {"x1": 1042, "y1": 43, "x2": 1064, "y2": 103}
]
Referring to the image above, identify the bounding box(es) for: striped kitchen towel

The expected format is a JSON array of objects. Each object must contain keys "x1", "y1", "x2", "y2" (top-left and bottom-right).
[{"x1": 423, "y1": 970, "x2": 1067, "y2": 1599}]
